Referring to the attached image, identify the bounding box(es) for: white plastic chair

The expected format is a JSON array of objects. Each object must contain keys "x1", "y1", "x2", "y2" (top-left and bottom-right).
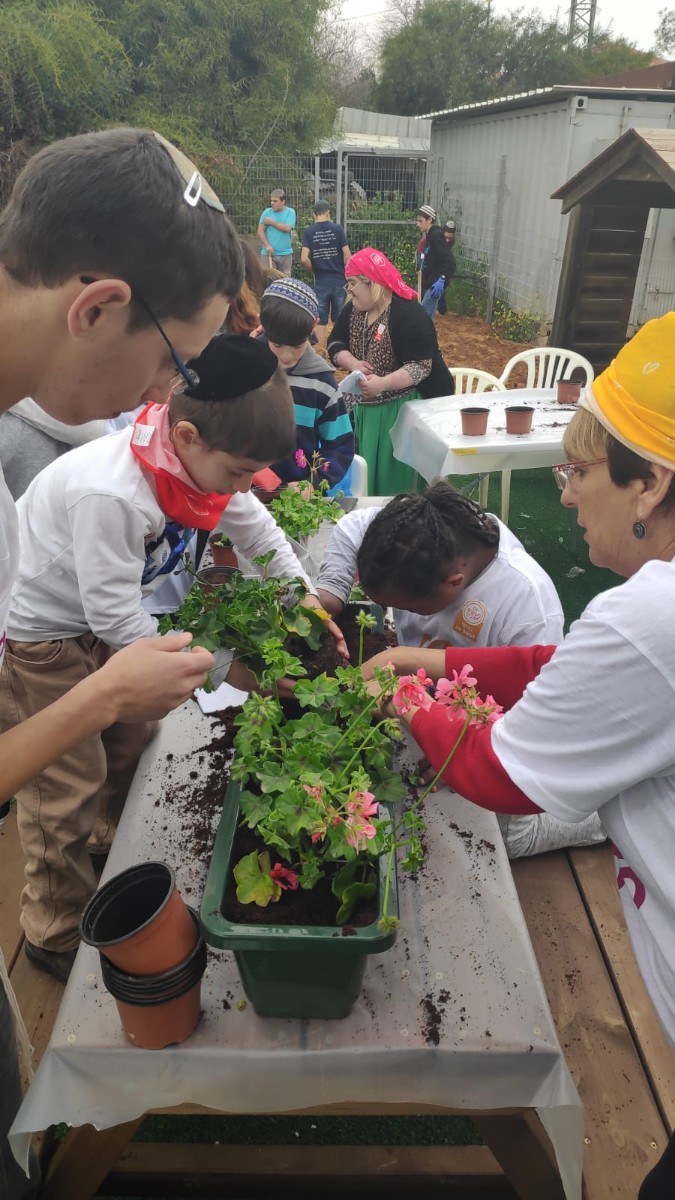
[
  {"x1": 349, "y1": 453, "x2": 369, "y2": 497},
  {"x1": 451, "y1": 369, "x2": 504, "y2": 508},
  {"x1": 498, "y1": 347, "x2": 594, "y2": 389},
  {"x1": 452, "y1": 367, "x2": 504, "y2": 395},
  {"x1": 496, "y1": 348, "x2": 593, "y2": 524}
]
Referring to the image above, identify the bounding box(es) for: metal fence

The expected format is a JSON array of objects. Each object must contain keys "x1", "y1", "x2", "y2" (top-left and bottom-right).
[{"x1": 208, "y1": 151, "x2": 431, "y2": 287}]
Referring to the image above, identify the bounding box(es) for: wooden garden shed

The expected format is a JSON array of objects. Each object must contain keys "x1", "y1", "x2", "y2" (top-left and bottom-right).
[{"x1": 550, "y1": 127, "x2": 675, "y2": 374}]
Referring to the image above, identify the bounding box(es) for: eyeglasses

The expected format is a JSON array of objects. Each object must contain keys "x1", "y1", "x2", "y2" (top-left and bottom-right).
[
  {"x1": 552, "y1": 458, "x2": 608, "y2": 490},
  {"x1": 152, "y1": 132, "x2": 225, "y2": 213},
  {"x1": 79, "y1": 276, "x2": 200, "y2": 391},
  {"x1": 346, "y1": 277, "x2": 371, "y2": 293}
]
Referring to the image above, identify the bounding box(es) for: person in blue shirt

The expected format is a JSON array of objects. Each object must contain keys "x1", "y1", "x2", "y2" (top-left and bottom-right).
[
  {"x1": 257, "y1": 188, "x2": 296, "y2": 276},
  {"x1": 301, "y1": 200, "x2": 351, "y2": 345},
  {"x1": 259, "y1": 279, "x2": 355, "y2": 495}
]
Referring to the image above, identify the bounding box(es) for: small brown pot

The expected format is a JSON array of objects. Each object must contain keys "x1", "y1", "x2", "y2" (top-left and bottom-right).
[
  {"x1": 209, "y1": 537, "x2": 239, "y2": 569},
  {"x1": 460, "y1": 406, "x2": 489, "y2": 436},
  {"x1": 100, "y1": 913, "x2": 207, "y2": 1049},
  {"x1": 505, "y1": 405, "x2": 534, "y2": 435},
  {"x1": 80, "y1": 862, "x2": 198, "y2": 976},
  {"x1": 196, "y1": 565, "x2": 238, "y2": 594},
  {"x1": 556, "y1": 380, "x2": 582, "y2": 405}
]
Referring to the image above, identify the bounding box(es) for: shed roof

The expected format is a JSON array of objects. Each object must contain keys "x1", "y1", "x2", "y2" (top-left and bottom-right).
[
  {"x1": 551, "y1": 127, "x2": 675, "y2": 213},
  {"x1": 320, "y1": 107, "x2": 431, "y2": 155},
  {"x1": 425, "y1": 84, "x2": 675, "y2": 123}
]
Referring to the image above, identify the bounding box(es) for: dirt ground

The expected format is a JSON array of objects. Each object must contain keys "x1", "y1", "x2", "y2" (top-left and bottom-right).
[{"x1": 434, "y1": 312, "x2": 536, "y2": 385}]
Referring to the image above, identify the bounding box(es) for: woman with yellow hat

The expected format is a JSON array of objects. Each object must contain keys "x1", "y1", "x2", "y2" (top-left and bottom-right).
[{"x1": 363, "y1": 312, "x2": 675, "y2": 1197}]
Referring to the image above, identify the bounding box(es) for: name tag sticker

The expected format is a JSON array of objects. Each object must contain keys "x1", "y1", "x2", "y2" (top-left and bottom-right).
[
  {"x1": 132, "y1": 425, "x2": 155, "y2": 447},
  {"x1": 453, "y1": 599, "x2": 487, "y2": 641}
]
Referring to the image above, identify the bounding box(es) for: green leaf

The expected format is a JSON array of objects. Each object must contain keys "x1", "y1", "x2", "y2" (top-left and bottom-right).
[
  {"x1": 233, "y1": 851, "x2": 280, "y2": 906},
  {"x1": 336, "y1": 880, "x2": 377, "y2": 925}
]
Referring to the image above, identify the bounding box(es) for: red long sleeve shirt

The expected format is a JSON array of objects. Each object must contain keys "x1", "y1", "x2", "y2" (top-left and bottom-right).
[{"x1": 410, "y1": 645, "x2": 556, "y2": 814}]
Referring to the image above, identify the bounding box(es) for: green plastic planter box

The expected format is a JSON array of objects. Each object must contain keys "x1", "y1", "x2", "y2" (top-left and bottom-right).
[{"x1": 200, "y1": 782, "x2": 399, "y2": 1020}]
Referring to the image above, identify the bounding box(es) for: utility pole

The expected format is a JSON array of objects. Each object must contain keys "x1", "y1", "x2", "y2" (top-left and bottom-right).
[{"x1": 568, "y1": 0, "x2": 598, "y2": 48}]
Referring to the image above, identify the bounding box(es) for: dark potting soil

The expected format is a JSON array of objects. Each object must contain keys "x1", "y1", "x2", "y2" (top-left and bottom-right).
[
  {"x1": 222, "y1": 820, "x2": 378, "y2": 929},
  {"x1": 293, "y1": 606, "x2": 397, "y2": 678}
]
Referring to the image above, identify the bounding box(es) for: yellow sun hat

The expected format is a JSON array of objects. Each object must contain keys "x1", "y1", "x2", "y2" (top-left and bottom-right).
[{"x1": 579, "y1": 311, "x2": 675, "y2": 469}]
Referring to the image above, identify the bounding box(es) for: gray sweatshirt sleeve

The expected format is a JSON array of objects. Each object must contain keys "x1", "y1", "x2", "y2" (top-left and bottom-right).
[{"x1": 316, "y1": 507, "x2": 381, "y2": 604}]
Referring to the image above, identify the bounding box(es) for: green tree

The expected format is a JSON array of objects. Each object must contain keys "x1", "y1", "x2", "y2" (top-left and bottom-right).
[
  {"x1": 654, "y1": 7, "x2": 675, "y2": 54},
  {"x1": 372, "y1": 0, "x2": 651, "y2": 116}
]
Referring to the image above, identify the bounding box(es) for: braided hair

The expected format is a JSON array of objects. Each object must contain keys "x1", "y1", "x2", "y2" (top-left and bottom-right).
[{"x1": 357, "y1": 481, "x2": 499, "y2": 599}]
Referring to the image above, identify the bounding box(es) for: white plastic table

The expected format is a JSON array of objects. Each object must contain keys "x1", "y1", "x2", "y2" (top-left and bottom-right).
[
  {"x1": 390, "y1": 388, "x2": 576, "y2": 521},
  {"x1": 11, "y1": 704, "x2": 583, "y2": 1200}
]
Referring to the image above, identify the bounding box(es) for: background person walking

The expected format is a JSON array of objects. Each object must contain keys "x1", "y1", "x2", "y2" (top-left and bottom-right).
[{"x1": 300, "y1": 200, "x2": 350, "y2": 346}]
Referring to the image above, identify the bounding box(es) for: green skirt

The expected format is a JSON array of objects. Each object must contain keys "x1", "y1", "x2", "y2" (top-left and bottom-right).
[{"x1": 354, "y1": 390, "x2": 422, "y2": 496}]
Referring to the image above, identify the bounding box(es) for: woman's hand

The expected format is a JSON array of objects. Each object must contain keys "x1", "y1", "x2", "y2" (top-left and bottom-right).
[
  {"x1": 335, "y1": 350, "x2": 373, "y2": 374},
  {"x1": 358, "y1": 373, "x2": 387, "y2": 400}
]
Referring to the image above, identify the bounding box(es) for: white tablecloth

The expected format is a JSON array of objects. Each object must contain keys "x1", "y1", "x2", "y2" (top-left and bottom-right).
[
  {"x1": 390, "y1": 388, "x2": 576, "y2": 481},
  {"x1": 11, "y1": 704, "x2": 583, "y2": 1200}
]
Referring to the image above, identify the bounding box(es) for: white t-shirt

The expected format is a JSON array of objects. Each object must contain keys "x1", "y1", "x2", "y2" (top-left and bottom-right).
[
  {"x1": 492, "y1": 558, "x2": 675, "y2": 1046},
  {"x1": 317, "y1": 506, "x2": 564, "y2": 648},
  {"x1": 0, "y1": 466, "x2": 19, "y2": 669},
  {"x1": 8, "y1": 428, "x2": 313, "y2": 649}
]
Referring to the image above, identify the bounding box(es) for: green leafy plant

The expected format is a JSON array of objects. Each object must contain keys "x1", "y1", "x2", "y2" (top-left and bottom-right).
[
  {"x1": 229, "y1": 655, "x2": 419, "y2": 926},
  {"x1": 158, "y1": 549, "x2": 329, "y2": 691},
  {"x1": 269, "y1": 450, "x2": 344, "y2": 542}
]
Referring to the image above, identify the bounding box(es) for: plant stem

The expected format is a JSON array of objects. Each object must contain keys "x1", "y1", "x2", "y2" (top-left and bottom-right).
[{"x1": 337, "y1": 717, "x2": 392, "y2": 783}]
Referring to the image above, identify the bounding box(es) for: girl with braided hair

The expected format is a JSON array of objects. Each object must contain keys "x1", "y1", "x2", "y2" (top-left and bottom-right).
[{"x1": 317, "y1": 481, "x2": 606, "y2": 857}]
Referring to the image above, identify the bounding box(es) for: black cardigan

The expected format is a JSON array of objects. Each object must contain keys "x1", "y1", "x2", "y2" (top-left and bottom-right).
[{"x1": 328, "y1": 294, "x2": 455, "y2": 399}]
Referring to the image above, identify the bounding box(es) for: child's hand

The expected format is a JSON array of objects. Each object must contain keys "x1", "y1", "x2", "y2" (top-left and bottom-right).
[
  {"x1": 288, "y1": 480, "x2": 313, "y2": 500},
  {"x1": 302, "y1": 594, "x2": 349, "y2": 659},
  {"x1": 99, "y1": 633, "x2": 213, "y2": 722}
]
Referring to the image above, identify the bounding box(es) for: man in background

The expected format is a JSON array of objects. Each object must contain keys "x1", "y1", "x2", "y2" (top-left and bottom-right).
[
  {"x1": 416, "y1": 205, "x2": 456, "y2": 321},
  {"x1": 300, "y1": 200, "x2": 350, "y2": 346},
  {"x1": 257, "y1": 188, "x2": 296, "y2": 276}
]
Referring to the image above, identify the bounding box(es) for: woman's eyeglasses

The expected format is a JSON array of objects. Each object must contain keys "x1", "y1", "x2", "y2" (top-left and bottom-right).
[
  {"x1": 346, "y1": 277, "x2": 371, "y2": 293},
  {"x1": 552, "y1": 458, "x2": 608, "y2": 490}
]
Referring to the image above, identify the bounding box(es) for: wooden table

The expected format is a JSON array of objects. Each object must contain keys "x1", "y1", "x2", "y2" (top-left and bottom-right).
[{"x1": 9, "y1": 705, "x2": 583, "y2": 1200}]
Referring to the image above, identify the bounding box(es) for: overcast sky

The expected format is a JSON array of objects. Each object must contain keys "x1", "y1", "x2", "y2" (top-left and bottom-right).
[{"x1": 339, "y1": 0, "x2": 670, "y2": 53}]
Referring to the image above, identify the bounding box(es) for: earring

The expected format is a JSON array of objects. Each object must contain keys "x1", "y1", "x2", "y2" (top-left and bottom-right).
[{"x1": 632, "y1": 520, "x2": 647, "y2": 539}]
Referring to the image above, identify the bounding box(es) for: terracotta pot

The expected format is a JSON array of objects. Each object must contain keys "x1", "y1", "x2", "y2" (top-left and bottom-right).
[
  {"x1": 209, "y1": 537, "x2": 239, "y2": 569},
  {"x1": 460, "y1": 406, "x2": 489, "y2": 436},
  {"x1": 79, "y1": 862, "x2": 198, "y2": 976},
  {"x1": 556, "y1": 380, "x2": 582, "y2": 405},
  {"x1": 505, "y1": 405, "x2": 534, "y2": 435},
  {"x1": 101, "y1": 912, "x2": 207, "y2": 1049},
  {"x1": 196, "y1": 565, "x2": 238, "y2": 594}
]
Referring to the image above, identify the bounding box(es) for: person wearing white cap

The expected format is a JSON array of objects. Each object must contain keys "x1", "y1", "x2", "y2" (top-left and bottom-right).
[{"x1": 415, "y1": 206, "x2": 456, "y2": 321}]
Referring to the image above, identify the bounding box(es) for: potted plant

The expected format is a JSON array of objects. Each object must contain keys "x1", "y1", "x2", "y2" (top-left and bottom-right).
[
  {"x1": 199, "y1": 624, "x2": 423, "y2": 1018},
  {"x1": 269, "y1": 450, "x2": 344, "y2": 545}
]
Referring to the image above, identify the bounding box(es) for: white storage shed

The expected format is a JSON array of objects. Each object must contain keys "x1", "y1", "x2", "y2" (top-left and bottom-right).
[{"x1": 427, "y1": 85, "x2": 675, "y2": 331}]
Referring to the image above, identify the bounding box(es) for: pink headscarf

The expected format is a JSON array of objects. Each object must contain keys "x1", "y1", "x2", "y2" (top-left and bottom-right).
[{"x1": 345, "y1": 247, "x2": 418, "y2": 301}]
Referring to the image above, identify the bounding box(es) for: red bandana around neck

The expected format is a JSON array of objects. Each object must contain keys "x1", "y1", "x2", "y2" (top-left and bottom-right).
[{"x1": 130, "y1": 403, "x2": 232, "y2": 530}]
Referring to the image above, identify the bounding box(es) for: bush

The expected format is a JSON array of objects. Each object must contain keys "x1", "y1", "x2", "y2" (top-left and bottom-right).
[{"x1": 491, "y1": 298, "x2": 542, "y2": 343}]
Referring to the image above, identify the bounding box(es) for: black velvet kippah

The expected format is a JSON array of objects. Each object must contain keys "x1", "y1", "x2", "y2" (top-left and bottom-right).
[{"x1": 185, "y1": 334, "x2": 278, "y2": 402}]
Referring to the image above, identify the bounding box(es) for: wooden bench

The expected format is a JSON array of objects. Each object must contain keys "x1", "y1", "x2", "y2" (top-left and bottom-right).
[{"x1": 2, "y1": 810, "x2": 673, "y2": 1198}]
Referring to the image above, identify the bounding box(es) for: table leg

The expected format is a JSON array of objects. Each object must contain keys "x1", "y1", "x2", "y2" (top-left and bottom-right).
[
  {"x1": 500, "y1": 469, "x2": 512, "y2": 524},
  {"x1": 478, "y1": 474, "x2": 490, "y2": 509},
  {"x1": 473, "y1": 1110, "x2": 567, "y2": 1200},
  {"x1": 39, "y1": 1118, "x2": 143, "y2": 1200}
]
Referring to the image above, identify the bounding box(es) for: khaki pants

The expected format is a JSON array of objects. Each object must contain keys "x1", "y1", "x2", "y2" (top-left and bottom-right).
[{"x1": 0, "y1": 634, "x2": 156, "y2": 951}]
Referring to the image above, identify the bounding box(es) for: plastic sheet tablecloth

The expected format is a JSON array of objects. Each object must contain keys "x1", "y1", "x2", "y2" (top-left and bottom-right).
[
  {"x1": 11, "y1": 703, "x2": 583, "y2": 1199},
  {"x1": 390, "y1": 388, "x2": 576, "y2": 480}
]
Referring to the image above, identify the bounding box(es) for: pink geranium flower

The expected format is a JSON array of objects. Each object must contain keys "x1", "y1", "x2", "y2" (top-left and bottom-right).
[
  {"x1": 295, "y1": 449, "x2": 308, "y2": 468},
  {"x1": 270, "y1": 863, "x2": 299, "y2": 890},
  {"x1": 392, "y1": 669, "x2": 434, "y2": 715}
]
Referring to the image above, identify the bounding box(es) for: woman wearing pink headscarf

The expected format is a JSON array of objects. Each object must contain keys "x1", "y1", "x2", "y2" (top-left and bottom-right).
[{"x1": 328, "y1": 247, "x2": 454, "y2": 494}]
